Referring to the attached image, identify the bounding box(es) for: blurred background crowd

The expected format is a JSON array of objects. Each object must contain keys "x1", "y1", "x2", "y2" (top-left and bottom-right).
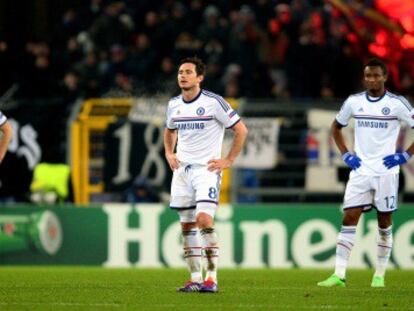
[
  {"x1": 0, "y1": 0, "x2": 413, "y2": 204},
  {"x1": 0, "y1": 0, "x2": 414, "y2": 104}
]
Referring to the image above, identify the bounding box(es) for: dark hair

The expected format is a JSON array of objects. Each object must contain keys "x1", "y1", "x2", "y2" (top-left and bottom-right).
[
  {"x1": 365, "y1": 58, "x2": 388, "y2": 75},
  {"x1": 179, "y1": 57, "x2": 206, "y2": 76}
]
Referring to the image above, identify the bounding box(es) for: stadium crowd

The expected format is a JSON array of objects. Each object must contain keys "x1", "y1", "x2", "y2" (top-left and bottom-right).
[{"x1": 0, "y1": 0, "x2": 414, "y2": 102}]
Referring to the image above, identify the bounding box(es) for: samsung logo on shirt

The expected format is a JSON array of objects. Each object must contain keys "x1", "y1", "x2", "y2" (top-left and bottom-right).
[
  {"x1": 357, "y1": 120, "x2": 388, "y2": 128},
  {"x1": 177, "y1": 123, "x2": 205, "y2": 130}
]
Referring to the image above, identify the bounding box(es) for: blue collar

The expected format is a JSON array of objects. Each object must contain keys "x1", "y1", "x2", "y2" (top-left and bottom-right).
[
  {"x1": 365, "y1": 91, "x2": 386, "y2": 102},
  {"x1": 182, "y1": 89, "x2": 202, "y2": 104}
]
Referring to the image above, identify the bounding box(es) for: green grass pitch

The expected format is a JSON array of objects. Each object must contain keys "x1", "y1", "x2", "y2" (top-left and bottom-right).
[{"x1": 0, "y1": 268, "x2": 413, "y2": 310}]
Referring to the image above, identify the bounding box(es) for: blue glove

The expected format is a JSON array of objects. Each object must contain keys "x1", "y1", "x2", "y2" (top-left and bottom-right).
[
  {"x1": 383, "y1": 151, "x2": 412, "y2": 169},
  {"x1": 342, "y1": 152, "x2": 362, "y2": 170}
]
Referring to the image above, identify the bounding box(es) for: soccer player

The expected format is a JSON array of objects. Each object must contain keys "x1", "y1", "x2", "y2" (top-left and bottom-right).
[
  {"x1": 164, "y1": 57, "x2": 248, "y2": 293},
  {"x1": 318, "y1": 58, "x2": 414, "y2": 288},
  {"x1": 0, "y1": 110, "x2": 12, "y2": 164}
]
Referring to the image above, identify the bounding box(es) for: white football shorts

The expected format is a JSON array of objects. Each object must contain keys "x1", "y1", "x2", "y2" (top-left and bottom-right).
[
  {"x1": 170, "y1": 163, "x2": 221, "y2": 221},
  {"x1": 343, "y1": 171, "x2": 399, "y2": 213}
]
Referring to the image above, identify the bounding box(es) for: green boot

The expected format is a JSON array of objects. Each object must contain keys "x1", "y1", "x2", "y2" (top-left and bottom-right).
[
  {"x1": 371, "y1": 276, "x2": 385, "y2": 288},
  {"x1": 317, "y1": 274, "x2": 346, "y2": 287}
]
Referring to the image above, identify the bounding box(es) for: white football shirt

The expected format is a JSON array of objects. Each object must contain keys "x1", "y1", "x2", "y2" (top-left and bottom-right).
[
  {"x1": 0, "y1": 110, "x2": 7, "y2": 126},
  {"x1": 166, "y1": 89, "x2": 241, "y2": 165},
  {"x1": 336, "y1": 91, "x2": 414, "y2": 175}
]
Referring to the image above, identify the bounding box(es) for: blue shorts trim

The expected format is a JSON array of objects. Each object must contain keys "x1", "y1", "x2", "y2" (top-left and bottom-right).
[
  {"x1": 343, "y1": 204, "x2": 372, "y2": 210},
  {"x1": 343, "y1": 204, "x2": 397, "y2": 214},
  {"x1": 170, "y1": 205, "x2": 196, "y2": 210}
]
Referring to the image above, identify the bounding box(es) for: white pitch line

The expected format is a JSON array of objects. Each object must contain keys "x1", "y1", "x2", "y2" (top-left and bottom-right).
[
  {"x1": 0, "y1": 302, "x2": 122, "y2": 308},
  {"x1": 1, "y1": 302, "x2": 413, "y2": 310}
]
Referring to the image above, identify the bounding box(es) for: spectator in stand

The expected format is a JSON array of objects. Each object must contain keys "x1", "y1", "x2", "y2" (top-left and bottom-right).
[
  {"x1": 197, "y1": 5, "x2": 228, "y2": 45},
  {"x1": 165, "y1": 2, "x2": 192, "y2": 42},
  {"x1": 61, "y1": 71, "x2": 82, "y2": 105},
  {"x1": 112, "y1": 73, "x2": 135, "y2": 97},
  {"x1": 0, "y1": 40, "x2": 13, "y2": 94},
  {"x1": 78, "y1": 0, "x2": 103, "y2": 30},
  {"x1": 102, "y1": 44, "x2": 130, "y2": 92},
  {"x1": 19, "y1": 42, "x2": 59, "y2": 97},
  {"x1": 129, "y1": 34, "x2": 158, "y2": 91},
  {"x1": 222, "y1": 63, "x2": 242, "y2": 97},
  {"x1": 62, "y1": 37, "x2": 84, "y2": 67},
  {"x1": 203, "y1": 39, "x2": 225, "y2": 67},
  {"x1": 203, "y1": 62, "x2": 224, "y2": 94},
  {"x1": 74, "y1": 51, "x2": 102, "y2": 98},
  {"x1": 141, "y1": 11, "x2": 170, "y2": 54},
  {"x1": 228, "y1": 5, "x2": 264, "y2": 97},
  {"x1": 188, "y1": 0, "x2": 205, "y2": 28},
  {"x1": 154, "y1": 57, "x2": 178, "y2": 95},
  {"x1": 53, "y1": 9, "x2": 82, "y2": 49},
  {"x1": 173, "y1": 32, "x2": 203, "y2": 62},
  {"x1": 89, "y1": 1, "x2": 133, "y2": 52},
  {"x1": 288, "y1": 9, "x2": 331, "y2": 99}
]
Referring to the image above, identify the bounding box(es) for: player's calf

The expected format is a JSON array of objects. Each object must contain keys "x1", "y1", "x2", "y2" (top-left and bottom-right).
[
  {"x1": 182, "y1": 228, "x2": 203, "y2": 283},
  {"x1": 200, "y1": 227, "x2": 219, "y2": 282}
]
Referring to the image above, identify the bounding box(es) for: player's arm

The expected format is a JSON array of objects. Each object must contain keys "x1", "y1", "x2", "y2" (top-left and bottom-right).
[
  {"x1": 0, "y1": 120, "x2": 12, "y2": 163},
  {"x1": 333, "y1": 97, "x2": 361, "y2": 170},
  {"x1": 383, "y1": 98, "x2": 414, "y2": 169},
  {"x1": 208, "y1": 120, "x2": 248, "y2": 171},
  {"x1": 406, "y1": 143, "x2": 414, "y2": 156},
  {"x1": 332, "y1": 119, "x2": 361, "y2": 170},
  {"x1": 331, "y1": 120, "x2": 348, "y2": 155},
  {"x1": 164, "y1": 128, "x2": 179, "y2": 170}
]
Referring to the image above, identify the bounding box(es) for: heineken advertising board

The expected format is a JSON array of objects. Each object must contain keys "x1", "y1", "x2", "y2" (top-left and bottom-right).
[{"x1": 1, "y1": 204, "x2": 414, "y2": 268}]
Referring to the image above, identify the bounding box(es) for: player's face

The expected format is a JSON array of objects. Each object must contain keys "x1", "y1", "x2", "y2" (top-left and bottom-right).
[
  {"x1": 177, "y1": 63, "x2": 203, "y2": 91},
  {"x1": 364, "y1": 66, "x2": 387, "y2": 94}
]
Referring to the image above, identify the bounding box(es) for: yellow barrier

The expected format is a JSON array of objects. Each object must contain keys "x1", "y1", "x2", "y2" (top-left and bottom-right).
[
  {"x1": 71, "y1": 99, "x2": 133, "y2": 204},
  {"x1": 71, "y1": 97, "x2": 237, "y2": 204}
]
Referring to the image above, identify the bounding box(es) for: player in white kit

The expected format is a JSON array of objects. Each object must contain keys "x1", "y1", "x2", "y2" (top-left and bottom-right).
[
  {"x1": 164, "y1": 57, "x2": 248, "y2": 293},
  {"x1": 318, "y1": 59, "x2": 414, "y2": 288},
  {"x1": 0, "y1": 110, "x2": 12, "y2": 164}
]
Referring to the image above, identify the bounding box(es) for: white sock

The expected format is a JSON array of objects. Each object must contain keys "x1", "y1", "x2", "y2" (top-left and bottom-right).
[
  {"x1": 200, "y1": 227, "x2": 219, "y2": 283},
  {"x1": 334, "y1": 225, "x2": 356, "y2": 279},
  {"x1": 375, "y1": 226, "x2": 393, "y2": 277},
  {"x1": 183, "y1": 229, "x2": 202, "y2": 283}
]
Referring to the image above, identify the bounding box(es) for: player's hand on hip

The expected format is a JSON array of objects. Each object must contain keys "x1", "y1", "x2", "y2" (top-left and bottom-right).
[
  {"x1": 342, "y1": 152, "x2": 362, "y2": 170},
  {"x1": 383, "y1": 151, "x2": 412, "y2": 169},
  {"x1": 207, "y1": 158, "x2": 232, "y2": 172},
  {"x1": 165, "y1": 153, "x2": 180, "y2": 171}
]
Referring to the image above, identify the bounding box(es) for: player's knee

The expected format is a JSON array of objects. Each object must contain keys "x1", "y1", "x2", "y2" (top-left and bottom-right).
[
  {"x1": 378, "y1": 220, "x2": 392, "y2": 229},
  {"x1": 377, "y1": 213, "x2": 392, "y2": 228},
  {"x1": 196, "y1": 212, "x2": 214, "y2": 228},
  {"x1": 195, "y1": 202, "x2": 217, "y2": 228},
  {"x1": 342, "y1": 208, "x2": 362, "y2": 225}
]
